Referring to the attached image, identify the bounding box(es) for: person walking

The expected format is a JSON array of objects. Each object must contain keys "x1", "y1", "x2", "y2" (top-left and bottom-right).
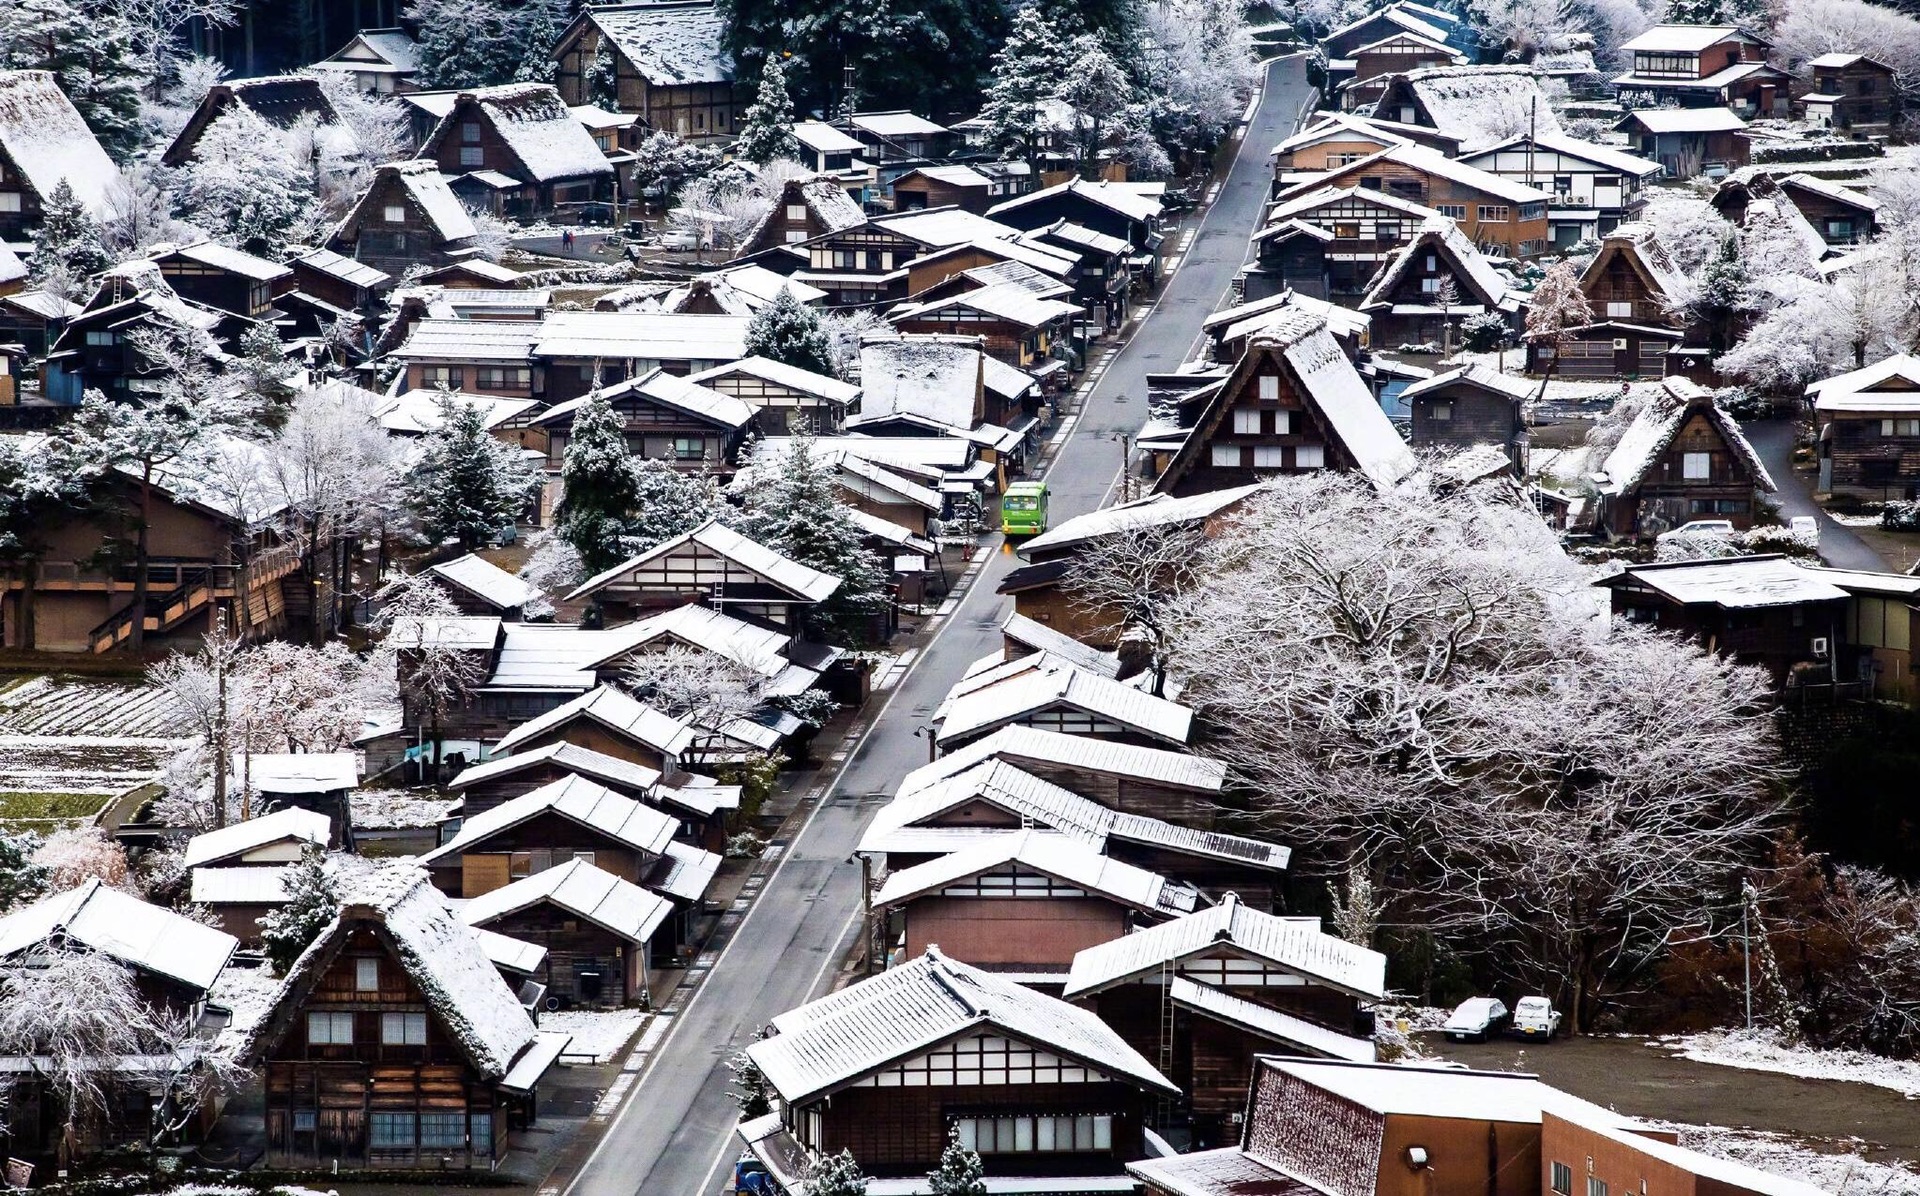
[{"x1": 562, "y1": 228, "x2": 575, "y2": 254}]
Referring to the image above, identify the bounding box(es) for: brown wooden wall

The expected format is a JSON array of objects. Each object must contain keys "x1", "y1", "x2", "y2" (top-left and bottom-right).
[
  {"x1": 902, "y1": 895, "x2": 1130, "y2": 967},
  {"x1": 813, "y1": 1080, "x2": 1149, "y2": 1176}
]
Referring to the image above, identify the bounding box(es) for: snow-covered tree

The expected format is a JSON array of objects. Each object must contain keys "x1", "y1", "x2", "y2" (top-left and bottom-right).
[
  {"x1": 0, "y1": 0, "x2": 148, "y2": 156},
  {"x1": 730, "y1": 436, "x2": 890, "y2": 643},
  {"x1": 736, "y1": 56, "x2": 801, "y2": 165},
  {"x1": 0, "y1": 831, "x2": 49, "y2": 913},
  {"x1": 149, "y1": 612, "x2": 247, "y2": 828},
  {"x1": 167, "y1": 105, "x2": 317, "y2": 255},
  {"x1": 512, "y1": 0, "x2": 568, "y2": 83},
  {"x1": 1162, "y1": 474, "x2": 1783, "y2": 1028},
  {"x1": 378, "y1": 572, "x2": 486, "y2": 768},
  {"x1": 260, "y1": 843, "x2": 338, "y2": 973},
  {"x1": 1056, "y1": 34, "x2": 1143, "y2": 176},
  {"x1": 928, "y1": 1127, "x2": 987, "y2": 1196},
  {"x1": 406, "y1": 0, "x2": 525, "y2": 88},
  {"x1": 100, "y1": 163, "x2": 191, "y2": 260},
  {"x1": 312, "y1": 70, "x2": 409, "y2": 196},
  {"x1": 744, "y1": 286, "x2": 835, "y2": 377},
  {"x1": 726, "y1": 1049, "x2": 772, "y2": 1118},
  {"x1": 1063, "y1": 523, "x2": 1204, "y2": 695},
  {"x1": 405, "y1": 393, "x2": 537, "y2": 551},
  {"x1": 1524, "y1": 260, "x2": 1593, "y2": 377},
  {"x1": 468, "y1": 209, "x2": 516, "y2": 262},
  {"x1": 520, "y1": 528, "x2": 586, "y2": 595},
  {"x1": 112, "y1": 0, "x2": 240, "y2": 102},
  {"x1": 559, "y1": 388, "x2": 644, "y2": 576},
  {"x1": 1138, "y1": 0, "x2": 1258, "y2": 169},
  {"x1": 32, "y1": 827, "x2": 128, "y2": 892},
  {"x1": 630, "y1": 130, "x2": 723, "y2": 206},
  {"x1": 979, "y1": 6, "x2": 1071, "y2": 176},
  {"x1": 628, "y1": 457, "x2": 722, "y2": 551},
  {"x1": 622, "y1": 645, "x2": 765, "y2": 728},
  {"x1": 32, "y1": 179, "x2": 111, "y2": 281},
  {"x1": 586, "y1": 35, "x2": 619, "y2": 108},
  {"x1": 822, "y1": 308, "x2": 890, "y2": 378},
  {"x1": 142, "y1": 52, "x2": 225, "y2": 143},
  {"x1": 1772, "y1": 0, "x2": 1920, "y2": 85},
  {"x1": 807, "y1": 1149, "x2": 870, "y2": 1196},
  {"x1": 1327, "y1": 864, "x2": 1381, "y2": 948},
  {"x1": 1468, "y1": 0, "x2": 1584, "y2": 58}
]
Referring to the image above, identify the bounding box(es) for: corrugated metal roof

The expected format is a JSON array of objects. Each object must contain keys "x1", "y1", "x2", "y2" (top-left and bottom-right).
[
  {"x1": 393, "y1": 318, "x2": 540, "y2": 362},
  {"x1": 873, "y1": 828, "x2": 1200, "y2": 916},
  {"x1": 565, "y1": 518, "x2": 841, "y2": 604},
  {"x1": 493, "y1": 685, "x2": 698, "y2": 760},
  {"x1": 998, "y1": 613, "x2": 1121, "y2": 677},
  {"x1": 459, "y1": 857, "x2": 671, "y2": 945},
  {"x1": 934, "y1": 656, "x2": 1193, "y2": 747},
  {"x1": 894, "y1": 281, "x2": 1081, "y2": 329},
  {"x1": 471, "y1": 924, "x2": 547, "y2": 974},
  {"x1": 428, "y1": 772, "x2": 676, "y2": 861},
  {"x1": 1169, "y1": 977, "x2": 1375, "y2": 1061},
  {"x1": 648, "y1": 840, "x2": 721, "y2": 903},
  {"x1": 1062, "y1": 894, "x2": 1387, "y2": 999},
  {"x1": 532, "y1": 311, "x2": 749, "y2": 361},
  {"x1": 750, "y1": 946, "x2": 1176, "y2": 1103},
  {"x1": 189, "y1": 865, "x2": 292, "y2": 905},
  {"x1": 0, "y1": 880, "x2": 236, "y2": 993},
  {"x1": 296, "y1": 246, "x2": 391, "y2": 288},
  {"x1": 169, "y1": 240, "x2": 292, "y2": 282},
  {"x1": 183, "y1": 807, "x2": 331, "y2": 869},
  {"x1": 901, "y1": 724, "x2": 1227, "y2": 796}
]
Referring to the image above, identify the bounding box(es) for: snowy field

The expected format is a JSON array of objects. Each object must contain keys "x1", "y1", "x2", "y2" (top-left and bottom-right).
[
  {"x1": 0, "y1": 677, "x2": 189, "y2": 819},
  {"x1": 1660, "y1": 1122, "x2": 1920, "y2": 1196},
  {"x1": 1658, "y1": 1028, "x2": 1920, "y2": 1100},
  {"x1": 539, "y1": 1008, "x2": 648, "y2": 1063}
]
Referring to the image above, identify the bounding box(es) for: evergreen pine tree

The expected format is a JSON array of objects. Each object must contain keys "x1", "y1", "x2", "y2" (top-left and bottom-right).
[
  {"x1": 730, "y1": 436, "x2": 890, "y2": 643},
  {"x1": 407, "y1": 0, "x2": 522, "y2": 88},
  {"x1": 235, "y1": 322, "x2": 299, "y2": 414},
  {"x1": 31, "y1": 179, "x2": 110, "y2": 281},
  {"x1": 0, "y1": 0, "x2": 147, "y2": 157},
  {"x1": 628, "y1": 458, "x2": 721, "y2": 550},
  {"x1": 928, "y1": 1127, "x2": 987, "y2": 1196},
  {"x1": 1690, "y1": 234, "x2": 1752, "y2": 354},
  {"x1": 726, "y1": 1049, "x2": 772, "y2": 1118},
  {"x1": 587, "y1": 37, "x2": 621, "y2": 109},
  {"x1": 407, "y1": 393, "x2": 539, "y2": 551},
  {"x1": 806, "y1": 1149, "x2": 869, "y2": 1196},
  {"x1": 260, "y1": 843, "x2": 339, "y2": 973},
  {"x1": 0, "y1": 829, "x2": 49, "y2": 913},
  {"x1": 513, "y1": 0, "x2": 569, "y2": 83},
  {"x1": 979, "y1": 6, "x2": 1070, "y2": 176},
  {"x1": 735, "y1": 56, "x2": 801, "y2": 165},
  {"x1": 558, "y1": 388, "x2": 645, "y2": 575},
  {"x1": 744, "y1": 287, "x2": 835, "y2": 378}
]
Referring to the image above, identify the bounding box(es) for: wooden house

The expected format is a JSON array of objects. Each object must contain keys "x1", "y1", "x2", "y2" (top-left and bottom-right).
[
  {"x1": 1245, "y1": 186, "x2": 1440, "y2": 302},
  {"x1": 1340, "y1": 30, "x2": 1464, "y2": 110},
  {"x1": 1611, "y1": 25, "x2": 1787, "y2": 117},
  {"x1": 1458, "y1": 132, "x2": 1664, "y2": 250},
  {"x1": 1269, "y1": 112, "x2": 1461, "y2": 179},
  {"x1": 532, "y1": 368, "x2": 753, "y2": 472},
  {"x1": 1317, "y1": 2, "x2": 1474, "y2": 95},
  {"x1": 1712, "y1": 173, "x2": 1880, "y2": 247},
  {"x1": 1357, "y1": 215, "x2": 1519, "y2": 348},
  {"x1": 289, "y1": 247, "x2": 393, "y2": 316},
  {"x1": 1614, "y1": 107, "x2": 1748, "y2": 180},
  {"x1": 184, "y1": 807, "x2": 331, "y2": 872},
  {"x1": 846, "y1": 110, "x2": 950, "y2": 164},
  {"x1": 446, "y1": 742, "x2": 663, "y2": 820},
  {"x1": 890, "y1": 278, "x2": 1080, "y2": 373},
  {"x1": 1017, "y1": 219, "x2": 1133, "y2": 328},
  {"x1": 932, "y1": 653, "x2": 1194, "y2": 752},
  {"x1": 987, "y1": 179, "x2": 1163, "y2": 270},
  {"x1": 150, "y1": 241, "x2": 294, "y2": 324},
  {"x1": 738, "y1": 947, "x2": 1177, "y2": 1188},
  {"x1": 1153, "y1": 310, "x2": 1415, "y2": 497},
  {"x1": 161, "y1": 75, "x2": 351, "y2": 168},
  {"x1": 531, "y1": 311, "x2": 749, "y2": 402},
  {"x1": 388, "y1": 318, "x2": 540, "y2": 398},
  {"x1": 892, "y1": 164, "x2": 995, "y2": 214},
  {"x1": 782, "y1": 206, "x2": 1027, "y2": 307},
  {"x1": 1401, "y1": 363, "x2": 1533, "y2": 469},
  {"x1": 899, "y1": 238, "x2": 1081, "y2": 313},
  {"x1": 1588, "y1": 379, "x2": 1775, "y2": 537},
  {"x1": 685, "y1": 355, "x2": 858, "y2": 435},
  {"x1": 0, "y1": 289, "x2": 79, "y2": 359},
  {"x1": 456, "y1": 857, "x2": 672, "y2": 1005},
  {"x1": 871, "y1": 829, "x2": 1202, "y2": 978},
  {"x1": 791, "y1": 120, "x2": 864, "y2": 177},
  {"x1": 1806, "y1": 53, "x2": 1899, "y2": 139},
  {"x1": 191, "y1": 864, "x2": 296, "y2": 943},
  {"x1": 551, "y1": 3, "x2": 743, "y2": 143},
  {"x1": 41, "y1": 266, "x2": 254, "y2": 404},
  {"x1": 1527, "y1": 223, "x2": 1692, "y2": 378},
  {"x1": 330, "y1": 161, "x2": 480, "y2": 278},
  {"x1": 450, "y1": 736, "x2": 737, "y2": 852},
  {"x1": 735, "y1": 175, "x2": 870, "y2": 259},
  {"x1": 1809, "y1": 353, "x2": 1920, "y2": 500},
  {"x1": 1276, "y1": 143, "x2": 1551, "y2": 258},
  {"x1": 419, "y1": 84, "x2": 614, "y2": 216},
  {"x1": 428, "y1": 553, "x2": 542, "y2": 619},
  {"x1": 0, "y1": 70, "x2": 120, "y2": 241},
  {"x1": 312, "y1": 28, "x2": 420, "y2": 94},
  {"x1": 247, "y1": 866, "x2": 568, "y2": 1170},
  {"x1": 564, "y1": 519, "x2": 840, "y2": 632},
  {"x1": 1063, "y1": 896, "x2": 1385, "y2": 1146},
  {"x1": 1368, "y1": 66, "x2": 1563, "y2": 153},
  {"x1": 1595, "y1": 556, "x2": 1852, "y2": 685}
]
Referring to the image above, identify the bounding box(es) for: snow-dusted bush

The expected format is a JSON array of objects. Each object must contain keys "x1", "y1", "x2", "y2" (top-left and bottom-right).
[{"x1": 33, "y1": 827, "x2": 129, "y2": 892}]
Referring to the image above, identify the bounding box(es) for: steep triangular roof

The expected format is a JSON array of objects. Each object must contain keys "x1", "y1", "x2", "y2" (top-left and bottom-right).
[
  {"x1": 1371, "y1": 65, "x2": 1562, "y2": 152},
  {"x1": 424, "y1": 84, "x2": 612, "y2": 185},
  {"x1": 1358, "y1": 214, "x2": 1511, "y2": 312},
  {"x1": 564, "y1": 518, "x2": 841, "y2": 604},
  {"x1": 0, "y1": 70, "x2": 119, "y2": 217},
  {"x1": 1579, "y1": 222, "x2": 1687, "y2": 310},
  {"x1": 1597, "y1": 380, "x2": 1776, "y2": 495}
]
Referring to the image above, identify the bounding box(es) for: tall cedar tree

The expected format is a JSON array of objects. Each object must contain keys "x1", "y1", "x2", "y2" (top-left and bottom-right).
[
  {"x1": 979, "y1": 6, "x2": 1071, "y2": 177},
  {"x1": 744, "y1": 286, "x2": 835, "y2": 378},
  {"x1": 628, "y1": 458, "x2": 722, "y2": 550},
  {"x1": 721, "y1": 0, "x2": 1003, "y2": 117},
  {"x1": 731, "y1": 437, "x2": 889, "y2": 643},
  {"x1": 558, "y1": 388, "x2": 644, "y2": 575},
  {"x1": 260, "y1": 843, "x2": 339, "y2": 973},
  {"x1": 407, "y1": 393, "x2": 538, "y2": 551},
  {"x1": 32, "y1": 180, "x2": 111, "y2": 281},
  {"x1": 0, "y1": 831, "x2": 49, "y2": 913},
  {"x1": 0, "y1": 0, "x2": 146, "y2": 156},
  {"x1": 735, "y1": 56, "x2": 802, "y2": 165},
  {"x1": 513, "y1": 0, "x2": 568, "y2": 82},
  {"x1": 407, "y1": 0, "x2": 548, "y2": 88}
]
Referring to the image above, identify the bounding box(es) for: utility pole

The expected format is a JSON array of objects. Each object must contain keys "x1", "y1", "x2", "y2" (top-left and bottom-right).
[
  {"x1": 1111, "y1": 430, "x2": 1133, "y2": 501},
  {"x1": 1741, "y1": 888, "x2": 1753, "y2": 1031}
]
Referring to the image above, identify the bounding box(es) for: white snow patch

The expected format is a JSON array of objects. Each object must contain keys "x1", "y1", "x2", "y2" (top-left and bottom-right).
[
  {"x1": 539, "y1": 1008, "x2": 647, "y2": 1063},
  {"x1": 1653, "y1": 1121, "x2": 1920, "y2": 1196},
  {"x1": 1658, "y1": 1028, "x2": 1920, "y2": 1099}
]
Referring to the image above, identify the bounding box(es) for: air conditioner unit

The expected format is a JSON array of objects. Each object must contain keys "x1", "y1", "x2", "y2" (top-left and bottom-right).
[
  {"x1": 1812, "y1": 636, "x2": 1830, "y2": 658},
  {"x1": 1612, "y1": 337, "x2": 1630, "y2": 350}
]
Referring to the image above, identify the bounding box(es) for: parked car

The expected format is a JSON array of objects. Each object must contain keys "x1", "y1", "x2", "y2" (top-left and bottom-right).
[
  {"x1": 1657, "y1": 519, "x2": 1736, "y2": 541},
  {"x1": 1442, "y1": 997, "x2": 1509, "y2": 1042},
  {"x1": 659, "y1": 229, "x2": 700, "y2": 251},
  {"x1": 1509, "y1": 995, "x2": 1561, "y2": 1040},
  {"x1": 1790, "y1": 515, "x2": 1819, "y2": 542}
]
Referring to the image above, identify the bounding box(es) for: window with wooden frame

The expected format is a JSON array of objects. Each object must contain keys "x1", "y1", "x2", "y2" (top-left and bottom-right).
[
  {"x1": 1233, "y1": 409, "x2": 1262, "y2": 434},
  {"x1": 306, "y1": 1011, "x2": 354, "y2": 1045},
  {"x1": 355, "y1": 957, "x2": 379, "y2": 991},
  {"x1": 1551, "y1": 1162, "x2": 1574, "y2": 1195},
  {"x1": 1682, "y1": 451, "x2": 1711, "y2": 479},
  {"x1": 381, "y1": 1012, "x2": 429, "y2": 1045}
]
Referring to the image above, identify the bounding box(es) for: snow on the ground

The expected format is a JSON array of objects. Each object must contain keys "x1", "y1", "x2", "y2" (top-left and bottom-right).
[
  {"x1": 349, "y1": 786, "x2": 457, "y2": 830},
  {"x1": 1370, "y1": 1003, "x2": 1454, "y2": 1033},
  {"x1": 1656, "y1": 1028, "x2": 1920, "y2": 1099},
  {"x1": 1655, "y1": 1121, "x2": 1920, "y2": 1196},
  {"x1": 539, "y1": 1008, "x2": 647, "y2": 1063},
  {"x1": 0, "y1": 675, "x2": 188, "y2": 736},
  {"x1": 0, "y1": 735, "x2": 180, "y2": 797},
  {"x1": 1828, "y1": 513, "x2": 1886, "y2": 527}
]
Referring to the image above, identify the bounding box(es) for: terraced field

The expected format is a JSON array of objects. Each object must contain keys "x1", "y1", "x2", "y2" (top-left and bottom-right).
[{"x1": 0, "y1": 675, "x2": 190, "y2": 828}]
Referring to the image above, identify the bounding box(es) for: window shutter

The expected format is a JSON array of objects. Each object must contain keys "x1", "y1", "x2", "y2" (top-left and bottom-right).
[{"x1": 463, "y1": 853, "x2": 511, "y2": 898}]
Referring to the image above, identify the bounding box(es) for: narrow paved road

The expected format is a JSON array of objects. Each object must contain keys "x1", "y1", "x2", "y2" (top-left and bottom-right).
[
  {"x1": 1742, "y1": 418, "x2": 1888, "y2": 572},
  {"x1": 565, "y1": 54, "x2": 1314, "y2": 1196}
]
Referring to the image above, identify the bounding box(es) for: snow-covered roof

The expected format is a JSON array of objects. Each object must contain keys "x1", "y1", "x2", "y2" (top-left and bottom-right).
[
  {"x1": 566, "y1": 518, "x2": 841, "y2": 604},
  {"x1": 1608, "y1": 556, "x2": 1850, "y2": 608},
  {"x1": 749, "y1": 945, "x2": 1176, "y2": 1104},
  {"x1": 392, "y1": 318, "x2": 540, "y2": 363},
  {"x1": 1254, "y1": 310, "x2": 1416, "y2": 489},
  {"x1": 459, "y1": 857, "x2": 672, "y2": 946},
  {"x1": 1018, "y1": 483, "x2": 1264, "y2": 559},
  {"x1": 1169, "y1": 977, "x2": 1376, "y2": 1062},
  {"x1": 1597, "y1": 382, "x2": 1775, "y2": 494},
  {"x1": 935, "y1": 655, "x2": 1194, "y2": 747},
  {"x1": 492, "y1": 685, "x2": 699, "y2": 761},
  {"x1": 1127, "y1": 1147, "x2": 1311, "y2": 1196},
  {"x1": 184, "y1": 807, "x2": 332, "y2": 869},
  {"x1": 792, "y1": 119, "x2": 863, "y2": 154},
  {"x1": 1808, "y1": 52, "x2": 1890, "y2": 70},
  {"x1": 1807, "y1": 353, "x2": 1920, "y2": 410},
  {"x1": 295, "y1": 246, "x2": 392, "y2": 290},
  {"x1": 1205, "y1": 288, "x2": 1374, "y2": 348},
  {"x1": 875, "y1": 207, "x2": 1025, "y2": 247},
  {"x1": 1265, "y1": 1058, "x2": 1633, "y2": 1124},
  {"x1": 989, "y1": 177, "x2": 1162, "y2": 225},
  {"x1": 532, "y1": 311, "x2": 749, "y2": 362},
  {"x1": 163, "y1": 240, "x2": 292, "y2": 283},
  {"x1": 620, "y1": 602, "x2": 813, "y2": 684},
  {"x1": 1560, "y1": 1113, "x2": 1832, "y2": 1196},
  {"x1": 0, "y1": 880, "x2": 237, "y2": 993},
  {"x1": 1363, "y1": 143, "x2": 1550, "y2": 204},
  {"x1": 472, "y1": 924, "x2": 547, "y2": 975},
  {"x1": 687, "y1": 355, "x2": 860, "y2": 404},
  {"x1": 589, "y1": 3, "x2": 734, "y2": 86},
  {"x1": 1272, "y1": 111, "x2": 1417, "y2": 160},
  {"x1": 852, "y1": 110, "x2": 948, "y2": 138},
  {"x1": 552, "y1": 368, "x2": 751, "y2": 430},
  {"x1": 1063, "y1": 893, "x2": 1387, "y2": 999},
  {"x1": 1587, "y1": 222, "x2": 1688, "y2": 303},
  {"x1": 191, "y1": 865, "x2": 293, "y2": 905},
  {"x1": 1466, "y1": 130, "x2": 1662, "y2": 178},
  {"x1": 0, "y1": 70, "x2": 120, "y2": 219},
  {"x1": 386, "y1": 159, "x2": 479, "y2": 241},
  {"x1": 650, "y1": 839, "x2": 722, "y2": 903},
  {"x1": 1619, "y1": 23, "x2": 1749, "y2": 52},
  {"x1": 859, "y1": 336, "x2": 982, "y2": 429},
  {"x1": 1380, "y1": 65, "x2": 1563, "y2": 152},
  {"x1": 377, "y1": 390, "x2": 537, "y2": 435},
  {"x1": 238, "y1": 752, "x2": 358, "y2": 794},
  {"x1": 859, "y1": 758, "x2": 1287, "y2": 870},
  {"x1": 903, "y1": 724, "x2": 1226, "y2": 797},
  {"x1": 429, "y1": 553, "x2": 539, "y2": 612},
  {"x1": 1616, "y1": 107, "x2": 1746, "y2": 134},
  {"x1": 893, "y1": 281, "x2": 1081, "y2": 330},
  {"x1": 999, "y1": 611, "x2": 1122, "y2": 678},
  {"x1": 428, "y1": 772, "x2": 678, "y2": 862},
  {"x1": 1324, "y1": 3, "x2": 1454, "y2": 48},
  {"x1": 1781, "y1": 172, "x2": 1881, "y2": 215},
  {"x1": 444, "y1": 83, "x2": 613, "y2": 184},
  {"x1": 1400, "y1": 362, "x2": 1538, "y2": 402},
  {"x1": 1360, "y1": 215, "x2": 1510, "y2": 312},
  {"x1": 873, "y1": 828, "x2": 1201, "y2": 916},
  {"x1": 449, "y1": 737, "x2": 661, "y2": 800},
  {"x1": 336, "y1": 28, "x2": 421, "y2": 71}
]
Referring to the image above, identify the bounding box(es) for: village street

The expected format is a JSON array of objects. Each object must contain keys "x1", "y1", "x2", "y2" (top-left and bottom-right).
[{"x1": 558, "y1": 53, "x2": 1317, "y2": 1196}]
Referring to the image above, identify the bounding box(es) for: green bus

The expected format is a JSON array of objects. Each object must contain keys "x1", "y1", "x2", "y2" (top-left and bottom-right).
[{"x1": 1001, "y1": 481, "x2": 1049, "y2": 536}]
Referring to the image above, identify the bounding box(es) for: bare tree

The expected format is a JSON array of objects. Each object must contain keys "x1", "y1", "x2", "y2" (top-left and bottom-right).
[
  {"x1": 149, "y1": 612, "x2": 246, "y2": 828},
  {"x1": 621, "y1": 645, "x2": 765, "y2": 729},
  {"x1": 377, "y1": 574, "x2": 484, "y2": 773},
  {"x1": 1524, "y1": 261, "x2": 1593, "y2": 380},
  {"x1": 1061, "y1": 523, "x2": 1206, "y2": 695}
]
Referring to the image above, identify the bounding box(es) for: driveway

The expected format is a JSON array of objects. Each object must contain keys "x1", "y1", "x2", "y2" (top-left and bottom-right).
[{"x1": 1742, "y1": 418, "x2": 1889, "y2": 572}]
